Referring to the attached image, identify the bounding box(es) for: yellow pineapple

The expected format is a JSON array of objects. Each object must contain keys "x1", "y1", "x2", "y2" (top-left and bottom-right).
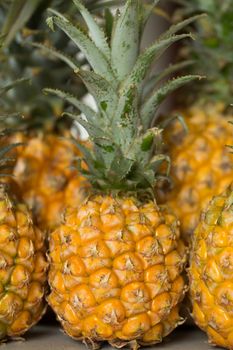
[
  {"x1": 46, "y1": 0, "x2": 198, "y2": 347},
  {"x1": 160, "y1": 0, "x2": 233, "y2": 242},
  {"x1": 50, "y1": 196, "x2": 186, "y2": 347},
  {"x1": 13, "y1": 132, "x2": 89, "y2": 231},
  {"x1": 164, "y1": 104, "x2": 233, "y2": 240},
  {"x1": 0, "y1": 82, "x2": 47, "y2": 341},
  {"x1": 189, "y1": 183, "x2": 233, "y2": 349},
  {"x1": 0, "y1": 185, "x2": 48, "y2": 340}
]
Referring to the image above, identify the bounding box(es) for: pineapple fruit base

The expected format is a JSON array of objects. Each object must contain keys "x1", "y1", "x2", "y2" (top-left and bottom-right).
[{"x1": 48, "y1": 196, "x2": 187, "y2": 348}]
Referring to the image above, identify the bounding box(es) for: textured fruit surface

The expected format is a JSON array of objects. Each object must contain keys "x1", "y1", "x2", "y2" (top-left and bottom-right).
[
  {"x1": 0, "y1": 184, "x2": 48, "y2": 340},
  {"x1": 189, "y1": 184, "x2": 233, "y2": 349},
  {"x1": 160, "y1": 104, "x2": 233, "y2": 241},
  {"x1": 13, "y1": 133, "x2": 89, "y2": 232},
  {"x1": 48, "y1": 195, "x2": 187, "y2": 348}
]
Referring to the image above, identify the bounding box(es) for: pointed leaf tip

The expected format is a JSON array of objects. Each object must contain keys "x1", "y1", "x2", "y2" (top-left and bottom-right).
[
  {"x1": 122, "y1": 32, "x2": 193, "y2": 93},
  {"x1": 141, "y1": 74, "x2": 201, "y2": 129},
  {"x1": 73, "y1": 0, "x2": 111, "y2": 60},
  {"x1": 51, "y1": 14, "x2": 116, "y2": 84},
  {"x1": 161, "y1": 14, "x2": 206, "y2": 40}
]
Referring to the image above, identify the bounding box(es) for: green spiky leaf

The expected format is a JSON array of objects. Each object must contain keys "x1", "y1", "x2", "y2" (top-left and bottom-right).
[
  {"x1": 112, "y1": 86, "x2": 139, "y2": 151},
  {"x1": 73, "y1": 0, "x2": 111, "y2": 60},
  {"x1": 122, "y1": 33, "x2": 193, "y2": 93},
  {"x1": 43, "y1": 88, "x2": 98, "y2": 121},
  {"x1": 77, "y1": 69, "x2": 118, "y2": 121},
  {"x1": 141, "y1": 75, "x2": 202, "y2": 129},
  {"x1": 63, "y1": 112, "x2": 106, "y2": 140},
  {"x1": 111, "y1": 0, "x2": 140, "y2": 80},
  {"x1": 48, "y1": 12, "x2": 116, "y2": 84},
  {"x1": 48, "y1": 0, "x2": 202, "y2": 193},
  {"x1": 160, "y1": 14, "x2": 206, "y2": 40},
  {"x1": 142, "y1": 60, "x2": 194, "y2": 99}
]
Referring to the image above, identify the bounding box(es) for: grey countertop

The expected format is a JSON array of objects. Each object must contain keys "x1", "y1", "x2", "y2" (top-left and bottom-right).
[{"x1": 3, "y1": 323, "x2": 221, "y2": 350}]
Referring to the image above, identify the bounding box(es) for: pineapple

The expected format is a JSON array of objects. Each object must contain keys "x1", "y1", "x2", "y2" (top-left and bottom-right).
[
  {"x1": 0, "y1": 82, "x2": 48, "y2": 341},
  {"x1": 160, "y1": 0, "x2": 233, "y2": 242},
  {"x1": 189, "y1": 183, "x2": 233, "y2": 349},
  {"x1": 0, "y1": 185, "x2": 48, "y2": 340},
  {"x1": 0, "y1": 1, "x2": 96, "y2": 231},
  {"x1": 13, "y1": 133, "x2": 90, "y2": 231},
  {"x1": 46, "y1": 0, "x2": 198, "y2": 347}
]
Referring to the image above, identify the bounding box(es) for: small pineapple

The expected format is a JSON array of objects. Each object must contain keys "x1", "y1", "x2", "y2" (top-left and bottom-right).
[
  {"x1": 47, "y1": 0, "x2": 198, "y2": 347},
  {"x1": 189, "y1": 183, "x2": 233, "y2": 349},
  {"x1": 160, "y1": 0, "x2": 233, "y2": 241},
  {"x1": 0, "y1": 82, "x2": 47, "y2": 341}
]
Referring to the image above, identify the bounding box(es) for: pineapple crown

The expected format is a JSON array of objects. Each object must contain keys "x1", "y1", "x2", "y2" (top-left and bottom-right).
[
  {"x1": 0, "y1": 1, "x2": 86, "y2": 131},
  {"x1": 46, "y1": 0, "x2": 199, "y2": 194},
  {"x1": 0, "y1": 0, "x2": 115, "y2": 132},
  {"x1": 175, "y1": 0, "x2": 233, "y2": 105}
]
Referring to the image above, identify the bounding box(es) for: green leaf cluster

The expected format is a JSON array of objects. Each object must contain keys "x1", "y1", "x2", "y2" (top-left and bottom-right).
[
  {"x1": 0, "y1": 0, "x2": 116, "y2": 131},
  {"x1": 46, "y1": 0, "x2": 199, "y2": 193}
]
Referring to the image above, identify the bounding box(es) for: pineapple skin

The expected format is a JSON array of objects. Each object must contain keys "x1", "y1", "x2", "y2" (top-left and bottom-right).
[
  {"x1": 0, "y1": 184, "x2": 48, "y2": 340},
  {"x1": 161, "y1": 103, "x2": 233, "y2": 241},
  {"x1": 13, "y1": 133, "x2": 89, "y2": 232},
  {"x1": 48, "y1": 195, "x2": 187, "y2": 348},
  {"x1": 189, "y1": 184, "x2": 233, "y2": 349}
]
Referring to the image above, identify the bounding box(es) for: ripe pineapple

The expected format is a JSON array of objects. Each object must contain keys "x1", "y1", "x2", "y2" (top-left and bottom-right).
[
  {"x1": 189, "y1": 183, "x2": 233, "y2": 349},
  {"x1": 47, "y1": 0, "x2": 198, "y2": 347},
  {"x1": 0, "y1": 185, "x2": 48, "y2": 340},
  {"x1": 160, "y1": 0, "x2": 233, "y2": 241},
  {"x1": 13, "y1": 133, "x2": 90, "y2": 231},
  {"x1": 0, "y1": 1, "x2": 94, "y2": 231},
  {"x1": 0, "y1": 82, "x2": 48, "y2": 341}
]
